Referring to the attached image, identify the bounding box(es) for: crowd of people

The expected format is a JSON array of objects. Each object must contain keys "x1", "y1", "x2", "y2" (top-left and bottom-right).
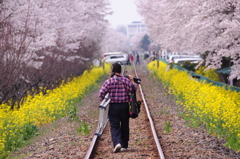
[
  {"x1": 128, "y1": 51, "x2": 159, "y2": 65},
  {"x1": 128, "y1": 53, "x2": 140, "y2": 65}
]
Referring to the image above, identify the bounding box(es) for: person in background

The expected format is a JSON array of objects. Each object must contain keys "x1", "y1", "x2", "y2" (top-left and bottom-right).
[
  {"x1": 130, "y1": 54, "x2": 134, "y2": 65},
  {"x1": 99, "y1": 62, "x2": 136, "y2": 153},
  {"x1": 136, "y1": 54, "x2": 140, "y2": 65}
]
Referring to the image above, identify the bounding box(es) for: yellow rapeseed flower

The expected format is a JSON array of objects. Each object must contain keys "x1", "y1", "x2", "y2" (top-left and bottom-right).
[
  {"x1": 148, "y1": 61, "x2": 240, "y2": 150},
  {"x1": 0, "y1": 64, "x2": 110, "y2": 157}
]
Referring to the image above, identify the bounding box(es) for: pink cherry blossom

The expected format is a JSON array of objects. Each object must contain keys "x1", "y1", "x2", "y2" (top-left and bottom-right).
[{"x1": 138, "y1": 0, "x2": 240, "y2": 79}]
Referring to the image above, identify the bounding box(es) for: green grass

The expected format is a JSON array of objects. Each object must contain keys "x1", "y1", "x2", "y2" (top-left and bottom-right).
[{"x1": 163, "y1": 121, "x2": 172, "y2": 134}]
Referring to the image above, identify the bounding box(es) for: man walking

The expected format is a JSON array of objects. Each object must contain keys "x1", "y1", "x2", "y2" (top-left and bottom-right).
[
  {"x1": 136, "y1": 54, "x2": 140, "y2": 65},
  {"x1": 99, "y1": 62, "x2": 136, "y2": 153}
]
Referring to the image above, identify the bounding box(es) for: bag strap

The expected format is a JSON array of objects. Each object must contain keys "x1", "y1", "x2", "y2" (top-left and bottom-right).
[{"x1": 114, "y1": 76, "x2": 136, "y2": 94}]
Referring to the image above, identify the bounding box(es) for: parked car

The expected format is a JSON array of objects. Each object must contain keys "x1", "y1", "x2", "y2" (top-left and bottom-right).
[
  {"x1": 166, "y1": 54, "x2": 188, "y2": 63},
  {"x1": 172, "y1": 57, "x2": 202, "y2": 64},
  {"x1": 166, "y1": 54, "x2": 201, "y2": 63},
  {"x1": 102, "y1": 52, "x2": 123, "y2": 58},
  {"x1": 102, "y1": 53, "x2": 129, "y2": 65}
]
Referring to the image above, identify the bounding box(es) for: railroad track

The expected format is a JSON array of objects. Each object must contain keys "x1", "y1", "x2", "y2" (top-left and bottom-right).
[{"x1": 85, "y1": 64, "x2": 165, "y2": 159}]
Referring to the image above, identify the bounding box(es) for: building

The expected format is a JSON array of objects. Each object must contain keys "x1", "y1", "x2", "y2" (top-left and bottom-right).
[{"x1": 127, "y1": 21, "x2": 147, "y2": 38}]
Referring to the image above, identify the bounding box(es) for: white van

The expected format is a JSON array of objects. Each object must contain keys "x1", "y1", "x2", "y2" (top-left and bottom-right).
[
  {"x1": 173, "y1": 57, "x2": 202, "y2": 64},
  {"x1": 167, "y1": 54, "x2": 201, "y2": 62},
  {"x1": 102, "y1": 52, "x2": 124, "y2": 58},
  {"x1": 102, "y1": 52, "x2": 129, "y2": 65},
  {"x1": 166, "y1": 54, "x2": 189, "y2": 63}
]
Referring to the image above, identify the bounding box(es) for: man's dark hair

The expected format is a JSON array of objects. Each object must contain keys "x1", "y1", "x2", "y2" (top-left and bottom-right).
[{"x1": 112, "y1": 62, "x2": 121, "y2": 73}]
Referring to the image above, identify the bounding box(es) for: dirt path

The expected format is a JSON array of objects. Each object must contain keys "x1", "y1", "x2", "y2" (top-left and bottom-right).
[{"x1": 9, "y1": 62, "x2": 240, "y2": 159}]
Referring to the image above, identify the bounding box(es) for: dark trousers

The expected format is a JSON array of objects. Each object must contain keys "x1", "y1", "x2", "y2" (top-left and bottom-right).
[
  {"x1": 109, "y1": 103, "x2": 130, "y2": 148},
  {"x1": 136, "y1": 59, "x2": 140, "y2": 65}
]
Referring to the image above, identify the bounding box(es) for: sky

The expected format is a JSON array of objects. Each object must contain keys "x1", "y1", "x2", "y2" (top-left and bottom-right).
[{"x1": 107, "y1": 0, "x2": 143, "y2": 28}]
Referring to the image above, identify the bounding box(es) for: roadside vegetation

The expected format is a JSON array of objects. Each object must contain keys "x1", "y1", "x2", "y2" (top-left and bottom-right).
[
  {"x1": 0, "y1": 65, "x2": 110, "y2": 158},
  {"x1": 148, "y1": 61, "x2": 240, "y2": 151},
  {"x1": 195, "y1": 66, "x2": 220, "y2": 82}
]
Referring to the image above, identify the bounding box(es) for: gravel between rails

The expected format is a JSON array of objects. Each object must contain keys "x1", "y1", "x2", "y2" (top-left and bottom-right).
[{"x1": 9, "y1": 62, "x2": 240, "y2": 159}]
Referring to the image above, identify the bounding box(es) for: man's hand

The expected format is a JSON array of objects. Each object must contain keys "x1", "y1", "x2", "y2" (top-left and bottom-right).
[{"x1": 128, "y1": 75, "x2": 134, "y2": 82}]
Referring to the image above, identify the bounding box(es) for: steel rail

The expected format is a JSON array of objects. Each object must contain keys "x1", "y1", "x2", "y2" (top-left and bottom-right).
[
  {"x1": 133, "y1": 63, "x2": 165, "y2": 159},
  {"x1": 84, "y1": 93, "x2": 110, "y2": 159}
]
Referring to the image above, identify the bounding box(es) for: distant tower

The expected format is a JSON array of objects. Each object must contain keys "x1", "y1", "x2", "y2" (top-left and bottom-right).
[{"x1": 127, "y1": 21, "x2": 147, "y2": 38}]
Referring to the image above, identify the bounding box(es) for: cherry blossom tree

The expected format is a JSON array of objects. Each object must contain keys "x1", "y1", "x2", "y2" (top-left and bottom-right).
[
  {"x1": 100, "y1": 27, "x2": 129, "y2": 53},
  {"x1": 1, "y1": 0, "x2": 109, "y2": 63},
  {"x1": 0, "y1": 0, "x2": 110, "y2": 106},
  {"x1": 129, "y1": 32, "x2": 146, "y2": 51},
  {"x1": 138, "y1": 0, "x2": 240, "y2": 79}
]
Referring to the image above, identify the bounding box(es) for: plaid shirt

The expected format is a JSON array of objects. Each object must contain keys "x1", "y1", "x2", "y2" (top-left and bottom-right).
[{"x1": 99, "y1": 75, "x2": 136, "y2": 103}]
